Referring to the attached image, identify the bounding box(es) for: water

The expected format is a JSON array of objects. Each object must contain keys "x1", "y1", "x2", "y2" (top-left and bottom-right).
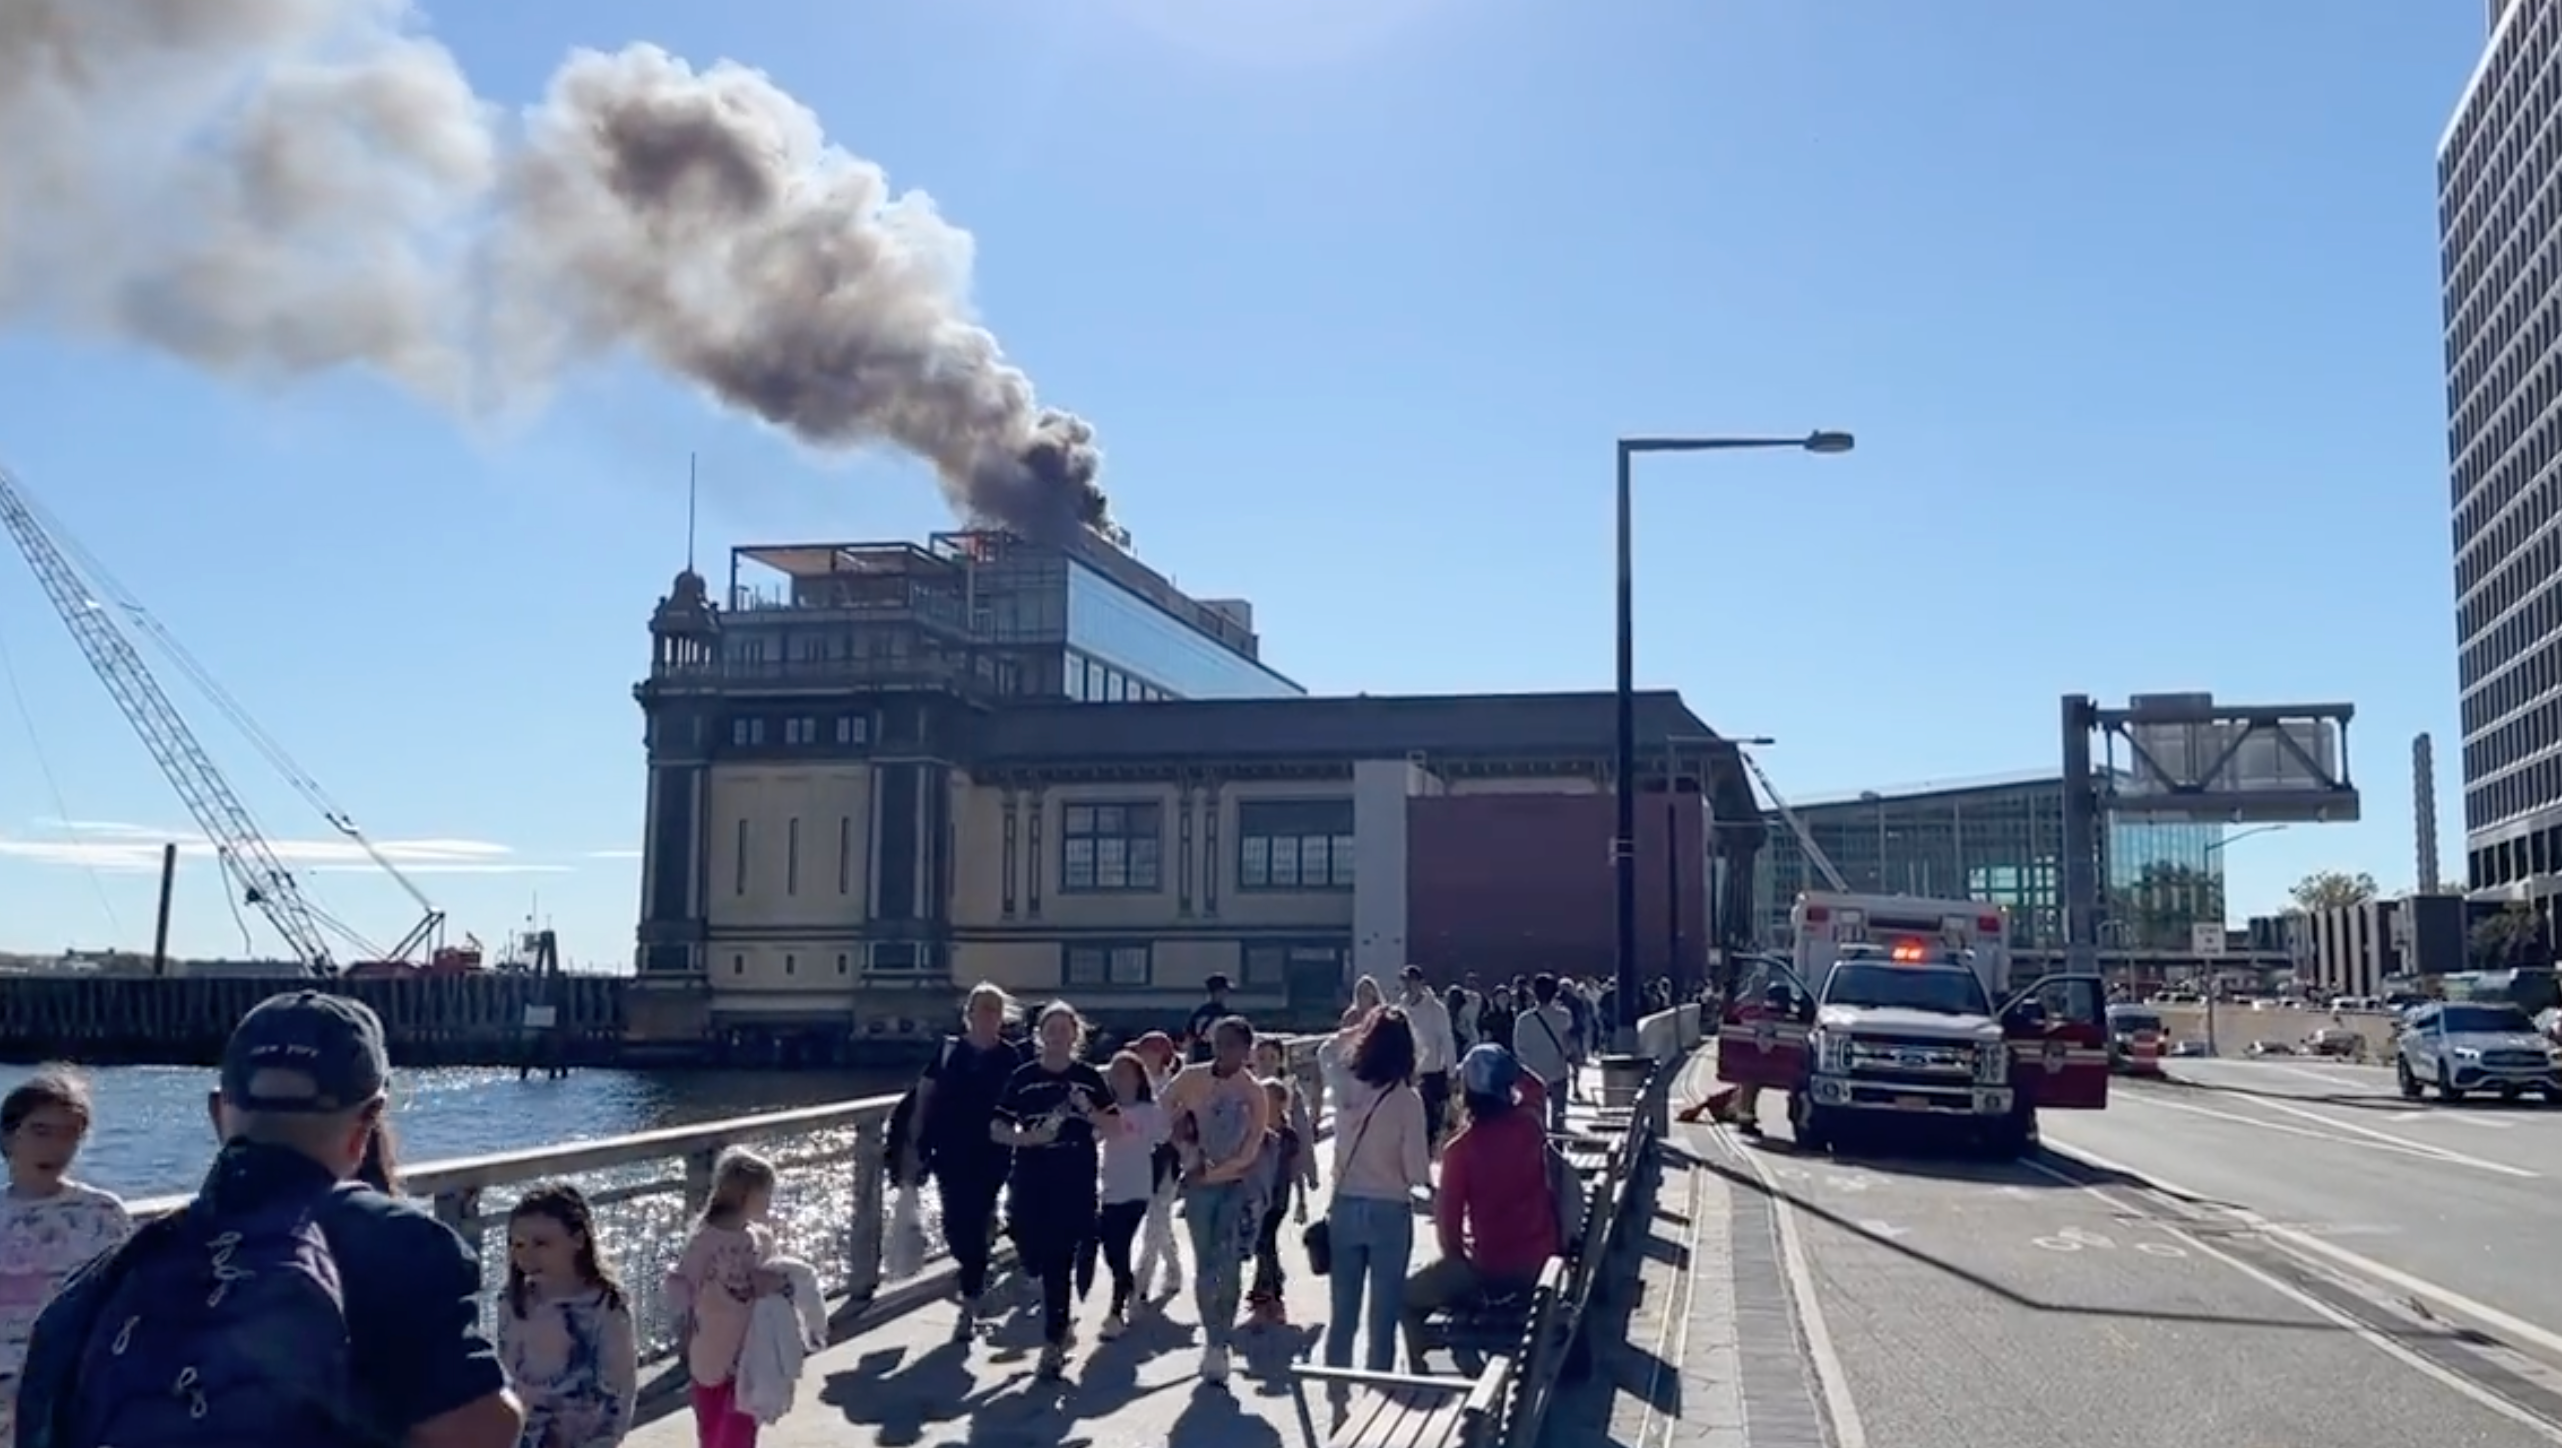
[{"x1": 0, "y1": 1063, "x2": 913, "y2": 1199}]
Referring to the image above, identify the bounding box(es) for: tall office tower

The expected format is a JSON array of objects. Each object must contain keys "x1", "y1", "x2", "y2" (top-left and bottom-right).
[
  {"x1": 2443, "y1": 0, "x2": 2562, "y2": 895},
  {"x1": 2415, "y1": 732, "x2": 2442, "y2": 894}
]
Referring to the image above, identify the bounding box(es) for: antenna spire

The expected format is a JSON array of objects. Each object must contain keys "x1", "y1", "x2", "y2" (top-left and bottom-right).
[{"x1": 685, "y1": 454, "x2": 699, "y2": 573}]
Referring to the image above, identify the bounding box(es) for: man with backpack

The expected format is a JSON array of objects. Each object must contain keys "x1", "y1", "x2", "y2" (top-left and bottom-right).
[
  {"x1": 15, "y1": 991, "x2": 522, "y2": 1448},
  {"x1": 1182, "y1": 974, "x2": 1233, "y2": 1064}
]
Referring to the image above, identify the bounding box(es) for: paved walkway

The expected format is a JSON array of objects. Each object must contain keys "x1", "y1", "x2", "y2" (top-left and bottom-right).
[{"x1": 626, "y1": 1089, "x2": 1638, "y2": 1448}]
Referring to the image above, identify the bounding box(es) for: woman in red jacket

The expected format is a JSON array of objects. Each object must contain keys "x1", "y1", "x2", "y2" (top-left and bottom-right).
[{"x1": 1398, "y1": 1044, "x2": 1558, "y2": 1371}]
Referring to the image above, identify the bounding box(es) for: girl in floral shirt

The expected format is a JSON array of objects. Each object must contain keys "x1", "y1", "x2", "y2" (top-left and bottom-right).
[
  {"x1": 501, "y1": 1183, "x2": 639, "y2": 1448},
  {"x1": 0, "y1": 1068, "x2": 130, "y2": 1440}
]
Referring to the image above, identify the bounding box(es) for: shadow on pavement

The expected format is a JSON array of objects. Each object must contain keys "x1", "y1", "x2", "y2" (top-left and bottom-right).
[
  {"x1": 1681, "y1": 1128, "x2": 2491, "y2": 1343},
  {"x1": 1165, "y1": 1380, "x2": 1286, "y2": 1448},
  {"x1": 1541, "y1": 1139, "x2": 1678, "y2": 1448}
]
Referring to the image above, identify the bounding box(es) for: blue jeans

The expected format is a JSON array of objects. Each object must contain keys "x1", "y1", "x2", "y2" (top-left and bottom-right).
[
  {"x1": 1183, "y1": 1181, "x2": 1250, "y2": 1348},
  {"x1": 1323, "y1": 1193, "x2": 1414, "y2": 1373}
]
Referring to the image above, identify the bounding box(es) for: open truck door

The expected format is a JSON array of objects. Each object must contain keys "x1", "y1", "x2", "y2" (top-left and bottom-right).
[
  {"x1": 1999, "y1": 974, "x2": 2109, "y2": 1110},
  {"x1": 1717, "y1": 953, "x2": 1814, "y2": 1090}
]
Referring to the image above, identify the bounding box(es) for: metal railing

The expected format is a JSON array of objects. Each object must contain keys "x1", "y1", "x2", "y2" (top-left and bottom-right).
[{"x1": 131, "y1": 1036, "x2": 1335, "y2": 1365}]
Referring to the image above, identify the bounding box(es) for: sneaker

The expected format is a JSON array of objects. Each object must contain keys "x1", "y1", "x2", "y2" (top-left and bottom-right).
[
  {"x1": 1037, "y1": 1343, "x2": 1067, "y2": 1379},
  {"x1": 950, "y1": 1299, "x2": 979, "y2": 1344},
  {"x1": 1099, "y1": 1310, "x2": 1127, "y2": 1340},
  {"x1": 1201, "y1": 1344, "x2": 1230, "y2": 1385}
]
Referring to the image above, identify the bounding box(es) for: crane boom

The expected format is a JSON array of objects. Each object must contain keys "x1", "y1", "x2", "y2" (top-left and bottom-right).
[
  {"x1": 0, "y1": 468, "x2": 336, "y2": 973},
  {"x1": 1737, "y1": 747, "x2": 1852, "y2": 893}
]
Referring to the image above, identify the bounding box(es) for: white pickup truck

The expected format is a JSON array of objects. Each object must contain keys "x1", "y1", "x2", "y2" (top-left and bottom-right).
[
  {"x1": 1791, "y1": 945, "x2": 2035, "y2": 1154},
  {"x1": 1718, "y1": 926, "x2": 2111, "y2": 1158}
]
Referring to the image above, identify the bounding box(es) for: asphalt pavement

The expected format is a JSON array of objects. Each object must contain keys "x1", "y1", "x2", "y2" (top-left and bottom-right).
[
  {"x1": 2043, "y1": 1057, "x2": 2562, "y2": 1339},
  {"x1": 1688, "y1": 1068, "x2": 2562, "y2": 1447}
]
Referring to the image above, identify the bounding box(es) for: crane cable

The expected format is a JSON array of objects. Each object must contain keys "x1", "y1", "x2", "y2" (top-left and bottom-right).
[{"x1": 0, "y1": 603, "x2": 122, "y2": 940}]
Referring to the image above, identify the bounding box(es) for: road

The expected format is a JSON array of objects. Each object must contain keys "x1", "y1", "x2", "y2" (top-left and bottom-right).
[
  {"x1": 1699, "y1": 1065, "x2": 2562, "y2": 1447},
  {"x1": 2046, "y1": 1057, "x2": 2562, "y2": 1336}
]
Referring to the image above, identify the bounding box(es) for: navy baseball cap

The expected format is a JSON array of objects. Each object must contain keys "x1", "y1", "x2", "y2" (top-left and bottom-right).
[
  {"x1": 221, "y1": 991, "x2": 391, "y2": 1114},
  {"x1": 1459, "y1": 1043, "x2": 1521, "y2": 1100}
]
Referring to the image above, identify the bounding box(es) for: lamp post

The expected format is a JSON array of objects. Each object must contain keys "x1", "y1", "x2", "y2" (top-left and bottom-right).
[
  {"x1": 1613, "y1": 431, "x2": 1853, "y2": 1052},
  {"x1": 2195, "y1": 824, "x2": 2286, "y2": 1056}
]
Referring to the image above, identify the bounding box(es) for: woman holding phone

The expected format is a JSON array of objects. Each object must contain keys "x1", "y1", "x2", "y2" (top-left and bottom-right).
[{"x1": 991, "y1": 1000, "x2": 1117, "y2": 1380}]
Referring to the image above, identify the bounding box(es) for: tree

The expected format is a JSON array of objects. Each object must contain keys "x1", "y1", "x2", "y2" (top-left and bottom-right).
[
  {"x1": 2470, "y1": 904, "x2": 2548, "y2": 969},
  {"x1": 2289, "y1": 870, "x2": 2379, "y2": 914}
]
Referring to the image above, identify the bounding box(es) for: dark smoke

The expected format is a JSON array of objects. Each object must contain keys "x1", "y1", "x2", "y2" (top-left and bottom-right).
[{"x1": 0, "y1": 4, "x2": 1113, "y2": 541}]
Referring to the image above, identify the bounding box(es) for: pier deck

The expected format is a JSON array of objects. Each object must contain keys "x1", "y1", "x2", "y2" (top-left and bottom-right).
[{"x1": 616, "y1": 1098, "x2": 1617, "y2": 1448}]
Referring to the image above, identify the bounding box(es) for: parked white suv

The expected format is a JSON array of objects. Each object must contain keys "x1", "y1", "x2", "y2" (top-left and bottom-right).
[{"x1": 2395, "y1": 1001, "x2": 2562, "y2": 1104}]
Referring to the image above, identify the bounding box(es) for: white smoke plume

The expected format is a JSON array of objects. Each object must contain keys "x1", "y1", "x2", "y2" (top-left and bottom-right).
[{"x1": 0, "y1": 0, "x2": 1111, "y2": 537}]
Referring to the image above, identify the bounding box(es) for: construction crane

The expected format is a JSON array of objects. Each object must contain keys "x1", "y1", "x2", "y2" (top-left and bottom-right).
[
  {"x1": 1737, "y1": 746, "x2": 1852, "y2": 893},
  {"x1": 0, "y1": 466, "x2": 376, "y2": 974}
]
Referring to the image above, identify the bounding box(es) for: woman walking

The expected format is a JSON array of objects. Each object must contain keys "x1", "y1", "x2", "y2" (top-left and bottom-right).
[
  {"x1": 1319, "y1": 1008, "x2": 1432, "y2": 1391},
  {"x1": 992, "y1": 1002, "x2": 1115, "y2": 1379}
]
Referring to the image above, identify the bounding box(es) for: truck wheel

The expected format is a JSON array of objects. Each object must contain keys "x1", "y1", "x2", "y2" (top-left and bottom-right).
[
  {"x1": 1789, "y1": 1093, "x2": 1833, "y2": 1154},
  {"x1": 1981, "y1": 1114, "x2": 2027, "y2": 1159},
  {"x1": 2396, "y1": 1058, "x2": 2423, "y2": 1100}
]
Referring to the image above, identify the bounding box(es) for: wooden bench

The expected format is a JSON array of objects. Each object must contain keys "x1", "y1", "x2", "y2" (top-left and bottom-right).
[
  {"x1": 1291, "y1": 1359, "x2": 1513, "y2": 1448},
  {"x1": 1412, "y1": 1256, "x2": 1569, "y2": 1375}
]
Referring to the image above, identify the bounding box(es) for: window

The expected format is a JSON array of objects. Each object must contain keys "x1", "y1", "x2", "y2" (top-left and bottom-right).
[
  {"x1": 786, "y1": 817, "x2": 800, "y2": 895},
  {"x1": 869, "y1": 942, "x2": 929, "y2": 974},
  {"x1": 837, "y1": 816, "x2": 853, "y2": 895},
  {"x1": 729, "y1": 716, "x2": 766, "y2": 746},
  {"x1": 1061, "y1": 801, "x2": 1164, "y2": 891},
  {"x1": 783, "y1": 717, "x2": 815, "y2": 745},
  {"x1": 783, "y1": 953, "x2": 797, "y2": 976},
  {"x1": 1238, "y1": 799, "x2": 1356, "y2": 889},
  {"x1": 734, "y1": 819, "x2": 749, "y2": 896},
  {"x1": 836, "y1": 952, "x2": 850, "y2": 975},
  {"x1": 1242, "y1": 941, "x2": 1343, "y2": 989},
  {"x1": 731, "y1": 954, "x2": 745, "y2": 975},
  {"x1": 835, "y1": 714, "x2": 869, "y2": 745},
  {"x1": 1064, "y1": 942, "x2": 1153, "y2": 988}
]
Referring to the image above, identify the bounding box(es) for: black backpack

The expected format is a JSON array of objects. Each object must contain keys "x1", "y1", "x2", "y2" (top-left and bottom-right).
[{"x1": 40, "y1": 1180, "x2": 366, "y2": 1448}]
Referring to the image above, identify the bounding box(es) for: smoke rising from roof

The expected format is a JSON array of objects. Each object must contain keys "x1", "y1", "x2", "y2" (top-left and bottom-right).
[{"x1": 0, "y1": 1, "x2": 1111, "y2": 539}]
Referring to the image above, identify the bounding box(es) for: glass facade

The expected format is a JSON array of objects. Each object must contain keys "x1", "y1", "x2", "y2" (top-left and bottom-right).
[
  {"x1": 2445, "y1": 0, "x2": 2562, "y2": 887},
  {"x1": 1065, "y1": 560, "x2": 1304, "y2": 701},
  {"x1": 2104, "y1": 815, "x2": 2227, "y2": 951},
  {"x1": 1755, "y1": 777, "x2": 2225, "y2": 952}
]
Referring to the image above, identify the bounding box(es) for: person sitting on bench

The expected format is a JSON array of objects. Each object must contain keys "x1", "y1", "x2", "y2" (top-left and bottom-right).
[{"x1": 1399, "y1": 1045, "x2": 1559, "y2": 1372}]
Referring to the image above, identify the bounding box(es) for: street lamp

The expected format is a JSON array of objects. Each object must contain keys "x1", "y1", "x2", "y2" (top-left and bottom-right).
[{"x1": 1614, "y1": 431, "x2": 1854, "y2": 1050}]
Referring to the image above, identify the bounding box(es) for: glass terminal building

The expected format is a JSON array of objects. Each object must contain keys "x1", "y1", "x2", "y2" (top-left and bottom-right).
[
  {"x1": 1754, "y1": 774, "x2": 2226, "y2": 953},
  {"x1": 718, "y1": 529, "x2": 1304, "y2": 705}
]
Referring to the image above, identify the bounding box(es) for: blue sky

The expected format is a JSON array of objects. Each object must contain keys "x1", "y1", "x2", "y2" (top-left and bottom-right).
[{"x1": 0, "y1": 1, "x2": 2492, "y2": 963}]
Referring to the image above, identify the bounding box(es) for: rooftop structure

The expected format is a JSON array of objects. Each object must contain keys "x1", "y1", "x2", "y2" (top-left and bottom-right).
[{"x1": 697, "y1": 527, "x2": 1301, "y2": 704}]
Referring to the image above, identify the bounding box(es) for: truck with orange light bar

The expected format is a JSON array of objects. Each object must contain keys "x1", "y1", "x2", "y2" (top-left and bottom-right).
[{"x1": 1715, "y1": 891, "x2": 2111, "y2": 1156}]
